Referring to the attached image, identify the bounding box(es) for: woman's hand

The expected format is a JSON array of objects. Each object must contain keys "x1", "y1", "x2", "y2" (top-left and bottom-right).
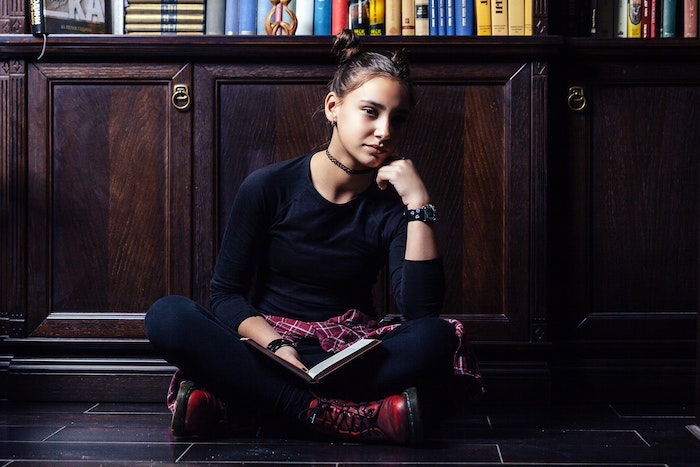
[
  {"x1": 376, "y1": 157, "x2": 431, "y2": 209},
  {"x1": 274, "y1": 345, "x2": 309, "y2": 372}
]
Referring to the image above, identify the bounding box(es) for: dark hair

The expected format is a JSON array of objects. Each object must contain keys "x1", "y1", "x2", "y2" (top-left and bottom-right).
[{"x1": 328, "y1": 29, "x2": 415, "y2": 111}]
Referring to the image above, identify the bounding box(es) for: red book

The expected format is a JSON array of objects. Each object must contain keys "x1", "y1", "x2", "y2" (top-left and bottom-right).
[
  {"x1": 650, "y1": 0, "x2": 657, "y2": 37},
  {"x1": 333, "y1": 0, "x2": 350, "y2": 34},
  {"x1": 642, "y1": 0, "x2": 651, "y2": 37},
  {"x1": 685, "y1": 0, "x2": 698, "y2": 37}
]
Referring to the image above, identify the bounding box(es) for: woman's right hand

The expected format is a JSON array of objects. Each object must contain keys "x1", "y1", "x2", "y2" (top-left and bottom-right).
[{"x1": 274, "y1": 345, "x2": 308, "y2": 372}]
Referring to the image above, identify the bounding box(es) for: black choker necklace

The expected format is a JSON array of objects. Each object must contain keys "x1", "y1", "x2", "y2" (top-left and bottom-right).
[{"x1": 325, "y1": 149, "x2": 374, "y2": 175}]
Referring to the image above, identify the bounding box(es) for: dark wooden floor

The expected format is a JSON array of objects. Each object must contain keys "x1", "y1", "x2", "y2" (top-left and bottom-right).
[{"x1": 0, "y1": 400, "x2": 698, "y2": 466}]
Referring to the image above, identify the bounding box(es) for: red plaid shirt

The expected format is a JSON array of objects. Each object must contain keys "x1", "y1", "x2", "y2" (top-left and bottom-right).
[{"x1": 167, "y1": 309, "x2": 485, "y2": 413}]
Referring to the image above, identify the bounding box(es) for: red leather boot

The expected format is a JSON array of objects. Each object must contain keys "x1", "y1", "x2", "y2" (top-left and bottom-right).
[
  {"x1": 171, "y1": 380, "x2": 230, "y2": 438},
  {"x1": 299, "y1": 387, "x2": 423, "y2": 444}
]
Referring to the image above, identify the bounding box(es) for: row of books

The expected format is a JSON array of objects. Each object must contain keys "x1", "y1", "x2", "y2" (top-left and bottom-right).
[
  {"x1": 114, "y1": 0, "x2": 535, "y2": 35},
  {"x1": 29, "y1": 0, "x2": 535, "y2": 36},
  {"x1": 581, "y1": 0, "x2": 698, "y2": 38}
]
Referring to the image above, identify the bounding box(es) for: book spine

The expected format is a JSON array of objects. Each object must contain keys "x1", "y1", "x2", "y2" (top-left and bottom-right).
[
  {"x1": 28, "y1": 0, "x2": 45, "y2": 35},
  {"x1": 437, "y1": 0, "x2": 445, "y2": 34},
  {"x1": 446, "y1": 0, "x2": 454, "y2": 34},
  {"x1": 642, "y1": 0, "x2": 651, "y2": 36},
  {"x1": 454, "y1": 0, "x2": 471, "y2": 35},
  {"x1": 349, "y1": 0, "x2": 368, "y2": 35},
  {"x1": 206, "y1": 0, "x2": 225, "y2": 33},
  {"x1": 415, "y1": 0, "x2": 429, "y2": 35},
  {"x1": 124, "y1": 22, "x2": 204, "y2": 31},
  {"x1": 297, "y1": 0, "x2": 315, "y2": 34},
  {"x1": 661, "y1": 0, "x2": 677, "y2": 36},
  {"x1": 596, "y1": 0, "x2": 614, "y2": 36},
  {"x1": 113, "y1": 0, "x2": 125, "y2": 34},
  {"x1": 127, "y1": 4, "x2": 206, "y2": 13},
  {"x1": 127, "y1": 0, "x2": 205, "y2": 3},
  {"x1": 628, "y1": 0, "x2": 642, "y2": 36},
  {"x1": 491, "y1": 0, "x2": 507, "y2": 35},
  {"x1": 239, "y1": 0, "x2": 257, "y2": 34},
  {"x1": 127, "y1": 30, "x2": 204, "y2": 33},
  {"x1": 685, "y1": 0, "x2": 698, "y2": 37},
  {"x1": 332, "y1": 0, "x2": 349, "y2": 34},
  {"x1": 386, "y1": 0, "x2": 402, "y2": 34},
  {"x1": 369, "y1": 0, "x2": 385, "y2": 34},
  {"x1": 125, "y1": 13, "x2": 205, "y2": 23},
  {"x1": 429, "y1": 0, "x2": 438, "y2": 34},
  {"x1": 315, "y1": 0, "x2": 332, "y2": 34},
  {"x1": 475, "y1": 0, "x2": 491, "y2": 35},
  {"x1": 615, "y1": 0, "x2": 628, "y2": 36},
  {"x1": 524, "y1": 0, "x2": 532, "y2": 35},
  {"x1": 591, "y1": 0, "x2": 598, "y2": 35},
  {"x1": 226, "y1": 0, "x2": 239, "y2": 34},
  {"x1": 650, "y1": 0, "x2": 657, "y2": 36},
  {"x1": 508, "y1": 0, "x2": 525, "y2": 35},
  {"x1": 402, "y1": 0, "x2": 415, "y2": 34}
]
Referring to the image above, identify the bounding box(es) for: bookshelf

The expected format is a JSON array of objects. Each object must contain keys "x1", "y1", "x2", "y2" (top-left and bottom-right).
[{"x1": 0, "y1": 2, "x2": 698, "y2": 405}]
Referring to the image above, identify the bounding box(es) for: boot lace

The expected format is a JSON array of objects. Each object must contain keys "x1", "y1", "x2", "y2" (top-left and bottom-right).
[{"x1": 300, "y1": 398, "x2": 383, "y2": 438}]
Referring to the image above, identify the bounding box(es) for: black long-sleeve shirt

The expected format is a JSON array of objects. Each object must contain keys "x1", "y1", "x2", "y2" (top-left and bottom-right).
[{"x1": 210, "y1": 152, "x2": 445, "y2": 333}]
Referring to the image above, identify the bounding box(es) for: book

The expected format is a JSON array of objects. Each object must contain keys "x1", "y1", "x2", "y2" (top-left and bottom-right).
[
  {"x1": 508, "y1": 0, "x2": 525, "y2": 35},
  {"x1": 225, "y1": 0, "x2": 239, "y2": 34},
  {"x1": 29, "y1": 0, "x2": 107, "y2": 34},
  {"x1": 615, "y1": 0, "x2": 628, "y2": 36},
  {"x1": 125, "y1": 13, "x2": 205, "y2": 23},
  {"x1": 491, "y1": 0, "x2": 507, "y2": 35},
  {"x1": 386, "y1": 0, "x2": 402, "y2": 34},
  {"x1": 126, "y1": 3, "x2": 205, "y2": 13},
  {"x1": 401, "y1": 0, "x2": 415, "y2": 35},
  {"x1": 684, "y1": 0, "x2": 698, "y2": 37},
  {"x1": 660, "y1": 0, "x2": 677, "y2": 36},
  {"x1": 350, "y1": 0, "x2": 369, "y2": 35},
  {"x1": 642, "y1": 0, "x2": 651, "y2": 37},
  {"x1": 370, "y1": 0, "x2": 385, "y2": 35},
  {"x1": 331, "y1": 0, "x2": 349, "y2": 34},
  {"x1": 475, "y1": 0, "x2": 490, "y2": 35},
  {"x1": 124, "y1": 22, "x2": 204, "y2": 31},
  {"x1": 241, "y1": 337, "x2": 382, "y2": 383},
  {"x1": 113, "y1": 0, "x2": 125, "y2": 33},
  {"x1": 415, "y1": 0, "x2": 429, "y2": 35},
  {"x1": 454, "y1": 0, "x2": 473, "y2": 35},
  {"x1": 446, "y1": 0, "x2": 454, "y2": 35},
  {"x1": 628, "y1": 0, "x2": 642, "y2": 36},
  {"x1": 595, "y1": 0, "x2": 614, "y2": 37},
  {"x1": 315, "y1": 0, "x2": 333, "y2": 34},
  {"x1": 524, "y1": 0, "x2": 532, "y2": 34},
  {"x1": 206, "y1": 0, "x2": 226, "y2": 33}
]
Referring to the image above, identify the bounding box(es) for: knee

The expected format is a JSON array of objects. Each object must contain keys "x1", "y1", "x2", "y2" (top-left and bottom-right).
[
  {"x1": 408, "y1": 317, "x2": 458, "y2": 354},
  {"x1": 145, "y1": 295, "x2": 198, "y2": 350}
]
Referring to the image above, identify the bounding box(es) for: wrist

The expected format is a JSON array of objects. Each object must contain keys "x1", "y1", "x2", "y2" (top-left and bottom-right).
[{"x1": 406, "y1": 199, "x2": 430, "y2": 210}]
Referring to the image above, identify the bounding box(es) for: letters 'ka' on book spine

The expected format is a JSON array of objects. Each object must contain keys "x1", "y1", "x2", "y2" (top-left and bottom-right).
[
  {"x1": 331, "y1": 0, "x2": 349, "y2": 34},
  {"x1": 475, "y1": 0, "x2": 491, "y2": 35},
  {"x1": 685, "y1": 0, "x2": 698, "y2": 37},
  {"x1": 415, "y1": 0, "x2": 429, "y2": 35},
  {"x1": 491, "y1": 0, "x2": 507, "y2": 35},
  {"x1": 508, "y1": 0, "x2": 525, "y2": 35},
  {"x1": 628, "y1": 0, "x2": 642, "y2": 37},
  {"x1": 369, "y1": 0, "x2": 385, "y2": 35},
  {"x1": 385, "y1": 0, "x2": 401, "y2": 34}
]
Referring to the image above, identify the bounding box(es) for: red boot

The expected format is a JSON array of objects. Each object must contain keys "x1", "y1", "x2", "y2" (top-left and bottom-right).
[
  {"x1": 171, "y1": 380, "x2": 230, "y2": 438},
  {"x1": 299, "y1": 387, "x2": 423, "y2": 444}
]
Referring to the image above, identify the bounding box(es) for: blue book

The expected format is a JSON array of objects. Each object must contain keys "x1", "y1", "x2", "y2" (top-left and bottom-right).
[
  {"x1": 429, "y1": 0, "x2": 438, "y2": 35},
  {"x1": 446, "y1": 0, "x2": 454, "y2": 35},
  {"x1": 239, "y1": 0, "x2": 257, "y2": 34},
  {"x1": 257, "y1": 0, "x2": 269, "y2": 34},
  {"x1": 454, "y1": 0, "x2": 473, "y2": 35},
  {"x1": 438, "y1": 0, "x2": 445, "y2": 35},
  {"x1": 314, "y1": 0, "x2": 331, "y2": 34},
  {"x1": 225, "y1": 0, "x2": 239, "y2": 34}
]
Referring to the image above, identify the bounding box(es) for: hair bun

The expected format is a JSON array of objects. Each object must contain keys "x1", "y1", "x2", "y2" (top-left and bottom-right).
[
  {"x1": 389, "y1": 48, "x2": 411, "y2": 79},
  {"x1": 331, "y1": 29, "x2": 363, "y2": 64}
]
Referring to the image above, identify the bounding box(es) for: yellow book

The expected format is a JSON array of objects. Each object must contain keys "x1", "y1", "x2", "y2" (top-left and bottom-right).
[
  {"x1": 370, "y1": 0, "x2": 385, "y2": 35},
  {"x1": 126, "y1": 5, "x2": 205, "y2": 14},
  {"x1": 125, "y1": 14, "x2": 205, "y2": 24},
  {"x1": 627, "y1": 0, "x2": 641, "y2": 37},
  {"x1": 508, "y1": 0, "x2": 524, "y2": 35},
  {"x1": 524, "y1": 0, "x2": 532, "y2": 35},
  {"x1": 385, "y1": 0, "x2": 402, "y2": 34},
  {"x1": 124, "y1": 23, "x2": 203, "y2": 31},
  {"x1": 126, "y1": 31, "x2": 204, "y2": 35},
  {"x1": 475, "y1": 0, "x2": 491, "y2": 35},
  {"x1": 401, "y1": 0, "x2": 415, "y2": 35},
  {"x1": 491, "y1": 0, "x2": 507, "y2": 35}
]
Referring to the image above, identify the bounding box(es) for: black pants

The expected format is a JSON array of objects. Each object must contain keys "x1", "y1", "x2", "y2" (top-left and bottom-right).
[{"x1": 145, "y1": 295, "x2": 460, "y2": 426}]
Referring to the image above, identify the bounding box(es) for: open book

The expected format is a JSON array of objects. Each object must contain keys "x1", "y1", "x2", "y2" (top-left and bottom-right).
[{"x1": 241, "y1": 337, "x2": 381, "y2": 384}]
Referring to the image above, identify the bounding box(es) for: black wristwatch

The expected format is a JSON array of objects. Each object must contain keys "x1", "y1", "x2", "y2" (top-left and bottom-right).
[{"x1": 403, "y1": 204, "x2": 437, "y2": 224}]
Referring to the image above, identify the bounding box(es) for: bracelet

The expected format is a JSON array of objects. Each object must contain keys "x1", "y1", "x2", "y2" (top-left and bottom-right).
[{"x1": 266, "y1": 338, "x2": 295, "y2": 353}]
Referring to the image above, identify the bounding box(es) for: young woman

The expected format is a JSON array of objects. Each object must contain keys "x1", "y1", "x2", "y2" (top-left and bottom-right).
[{"x1": 145, "y1": 29, "x2": 484, "y2": 445}]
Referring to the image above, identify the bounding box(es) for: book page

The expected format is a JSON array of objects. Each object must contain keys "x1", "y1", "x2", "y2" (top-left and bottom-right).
[{"x1": 307, "y1": 338, "x2": 379, "y2": 379}]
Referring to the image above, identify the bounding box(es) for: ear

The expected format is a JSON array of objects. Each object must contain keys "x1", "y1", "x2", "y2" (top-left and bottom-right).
[{"x1": 324, "y1": 92, "x2": 341, "y2": 124}]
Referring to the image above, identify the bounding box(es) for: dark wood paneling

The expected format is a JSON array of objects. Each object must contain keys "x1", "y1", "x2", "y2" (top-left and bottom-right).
[
  {"x1": 0, "y1": 0, "x2": 24, "y2": 34},
  {"x1": 26, "y1": 63, "x2": 193, "y2": 338},
  {"x1": 0, "y1": 59, "x2": 25, "y2": 338}
]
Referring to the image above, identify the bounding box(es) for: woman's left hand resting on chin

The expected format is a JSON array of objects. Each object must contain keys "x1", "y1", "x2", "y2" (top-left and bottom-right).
[{"x1": 375, "y1": 158, "x2": 430, "y2": 210}]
